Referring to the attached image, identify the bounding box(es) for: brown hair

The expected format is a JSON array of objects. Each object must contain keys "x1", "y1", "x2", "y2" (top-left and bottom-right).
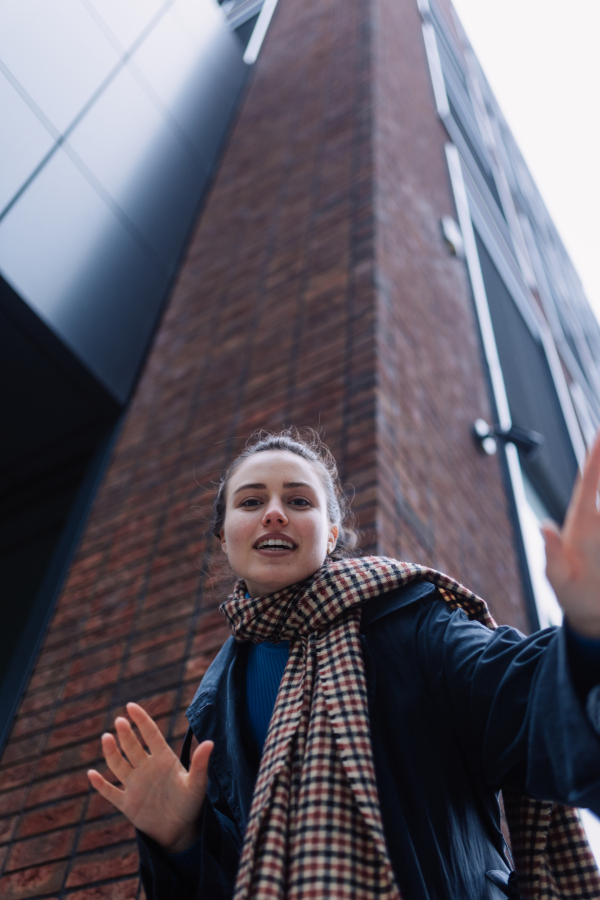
[{"x1": 211, "y1": 428, "x2": 360, "y2": 560}]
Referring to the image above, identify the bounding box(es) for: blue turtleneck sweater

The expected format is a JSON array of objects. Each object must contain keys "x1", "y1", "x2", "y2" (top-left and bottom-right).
[
  {"x1": 245, "y1": 640, "x2": 290, "y2": 751},
  {"x1": 242, "y1": 612, "x2": 600, "y2": 754}
]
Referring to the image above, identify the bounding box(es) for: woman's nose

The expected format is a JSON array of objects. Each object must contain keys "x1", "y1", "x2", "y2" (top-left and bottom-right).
[{"x1": 261, "y1": 503, "x2": 288, "y2": 525}]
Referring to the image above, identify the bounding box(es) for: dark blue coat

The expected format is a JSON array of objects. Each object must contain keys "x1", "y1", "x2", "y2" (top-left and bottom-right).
[{"x1": 137, "y1": 581, "x2": 600, "y2": 900}]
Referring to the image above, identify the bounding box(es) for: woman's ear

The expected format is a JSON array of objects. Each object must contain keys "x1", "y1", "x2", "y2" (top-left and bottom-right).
[
  {"x1": 220, "y1": 529, "x2": 228, "y2": 555},
  {"x1": 328, "y1": 525, "x2": 339, "y2": 555}
]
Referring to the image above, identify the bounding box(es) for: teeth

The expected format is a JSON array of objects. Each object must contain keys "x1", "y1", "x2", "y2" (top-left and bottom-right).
[{"x1": 257, "y1": 539, "x2": 295, "y2": 550}]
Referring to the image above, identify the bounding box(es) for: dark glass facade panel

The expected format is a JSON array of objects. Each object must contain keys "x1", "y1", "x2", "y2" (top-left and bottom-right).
[
  {"x1": 0, "y1": 278, "x2": 119, "y2": 747},
  {"x1": 66, "y1": 63, "x2": 207, "y2": 271},
  {"x1": 0, "y1": 71, "x2": 55, "y2": 213},
  {"x1": 0, "y1": 0, "x2": 121, "y2": 134},
  {"x1": 131, "y1": 0, "x2": 247, "y2": 169},
  {"x1": 475, "y1": 232, "x2": 578, "y2": 522},
  {"x1": 0, "y1": 146, "x2": 171, "y2": 402},
  {"x1": 0, "y1": 0, "x2": 247, "y2": 403},
  {"x1": 0, "y1": 0, "x2": 252, "y2": 750}
]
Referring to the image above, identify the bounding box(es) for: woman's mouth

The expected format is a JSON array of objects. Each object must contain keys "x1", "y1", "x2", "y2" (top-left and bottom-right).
[{"x1": 254, "y1": 537, "x2": 297, "y2": 553}]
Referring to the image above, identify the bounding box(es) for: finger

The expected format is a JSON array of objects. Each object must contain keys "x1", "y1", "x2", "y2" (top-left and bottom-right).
[
  {"x1": 87, "y1": 768, "x2": 127, "y2": 811},
  {"x1": 190, "y1": 740, "x2": 213, "y2": 776},
  {"x1": 101, "y1": 732, "x2": 134, "y2": 784},
  {"x1": 540, "y1": 519, "x2": 561, "y2": 541},
  {"x1": 584, "y1": 431, "x2": 600, "y2": 498},
  {"x1": 126, "y1": 703, "x2": 167, "y2": 756},
  {"x1": 570, "y1": 432, "x2": 600, "y2": 518},
  {"x1": 188, "y1": 741, "x2": 214, "y2": 796},
  {"x1": 115, "y1": 716, "x2": 149, "y2": 767},
  {"x1": 563, "y1": 469, "x2": 584, "y2": 532}
]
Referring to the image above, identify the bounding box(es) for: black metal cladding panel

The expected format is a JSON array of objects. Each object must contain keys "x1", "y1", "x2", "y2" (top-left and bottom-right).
[
  {"x1": 0, "y1": 146, "x2": 172, "y2": 404},
  {"x1": 0, "y1": 301, "x2": 102, "y2": 480},
  {"x1": 0, "y1": 276, "x2": 119, "y2": 698},
  {"x1": 65, "y1": 63, "x2": 210, "y2": 271},
  {"x1": 0, "y1": 0, "x2": 248, "y2": 404},
  {"x1": 475, "y1": 232, "x2": 578, "y2": 522},
  {"x1": 130, "y1": 5, "x2": 249, "y2": 172}
]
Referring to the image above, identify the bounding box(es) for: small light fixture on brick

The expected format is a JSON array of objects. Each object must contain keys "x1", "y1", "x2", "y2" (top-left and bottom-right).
[
  {"x1": 473, "y1": 419, "x2": 498, "y2": 455},
  {"x1": 441, "y1": 216, "x2": 464, "y2": 258},
  {"x1": 472, "y1": 419, "x2": 545, "y2": 460}
]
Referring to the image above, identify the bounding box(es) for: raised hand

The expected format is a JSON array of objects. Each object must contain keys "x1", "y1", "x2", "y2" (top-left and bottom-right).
[
  {"x1": 541, "y1": 431, "x2": 600, "y2": 638},
  {"x1": 87, "y1": 702, "x2": 213, "y2": 853}
]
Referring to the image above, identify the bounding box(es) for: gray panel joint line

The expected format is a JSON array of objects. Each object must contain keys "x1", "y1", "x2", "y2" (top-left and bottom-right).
[{"x1": 0, "y1": 0, "x2": 176, "y2": 224}]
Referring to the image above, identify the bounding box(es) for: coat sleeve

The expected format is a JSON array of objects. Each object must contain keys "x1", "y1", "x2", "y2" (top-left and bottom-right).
[
  {"x1": 416, "y1": 598, "x2": 600, "y2": 814},
  {"x1": 136, "y1": 798, "x2": 240, "y2": 900},
  {"x1": 135, "y1": 728, "x2": 242, "y2": 900}
]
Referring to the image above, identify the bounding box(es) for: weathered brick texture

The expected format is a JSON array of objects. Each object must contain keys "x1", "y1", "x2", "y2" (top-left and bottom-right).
[
  {"x1": 0, "y1": 0, "x2": 527, "y2": 895},
  {"x1": 372, "y1": 0, "x2": 527, "y2": 625}
]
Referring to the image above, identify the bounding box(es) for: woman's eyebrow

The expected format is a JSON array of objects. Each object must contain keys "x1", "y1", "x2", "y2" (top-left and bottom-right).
[
  {"x1": 233, "y1": 481, "x2": 314, "y2": 496},
  {"x1": 233, "y1": 482, "x2": 266, "y2": 495}
]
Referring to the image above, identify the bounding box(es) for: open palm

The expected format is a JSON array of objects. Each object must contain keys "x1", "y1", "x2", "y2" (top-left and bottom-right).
[
  {"x1": 87, "y1": 702, "x2": 213, "y2": 853},
  {"x1": 542, "y1": 431, "x2": 600, "y2": 638}
]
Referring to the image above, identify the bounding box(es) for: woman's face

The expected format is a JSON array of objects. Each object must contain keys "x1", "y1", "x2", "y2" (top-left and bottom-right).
[{"x1": 220, "y1": 450, "x2": 338, "y2": 597}]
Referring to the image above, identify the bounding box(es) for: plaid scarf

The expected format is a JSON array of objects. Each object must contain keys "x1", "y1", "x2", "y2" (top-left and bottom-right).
[{"x1": 220, "y1": 556, "x2": 600, "y2": 900}]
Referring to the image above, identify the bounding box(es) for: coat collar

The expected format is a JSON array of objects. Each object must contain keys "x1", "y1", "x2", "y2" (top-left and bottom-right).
[
  {"x1": 185, "y1": 580, "x2": 436, "y2": 834},
  {"x1": 186, "y1": 636, "x2": 256, "y2": 832}
]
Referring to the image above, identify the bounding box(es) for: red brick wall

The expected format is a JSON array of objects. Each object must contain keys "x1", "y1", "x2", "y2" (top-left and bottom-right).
[
  {"x1": 372, "y1": 0, "x2": 528, "y2": 627},
  {"x1": 0, "y1": 0, "x2": 527, "y2": 896}
]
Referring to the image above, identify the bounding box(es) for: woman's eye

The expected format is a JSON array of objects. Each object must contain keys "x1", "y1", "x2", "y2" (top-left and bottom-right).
[
  {"x1": 240, "y1": 498, "x2": 261, "y2": 507},
  {"x1": 290, "y1": 498, "x2": 310, "y2": 507}
]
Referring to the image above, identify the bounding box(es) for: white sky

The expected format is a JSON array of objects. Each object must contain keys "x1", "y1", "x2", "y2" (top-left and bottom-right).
[{"x1": 450, "y1": 0, "x2": 600, "y2": 324}]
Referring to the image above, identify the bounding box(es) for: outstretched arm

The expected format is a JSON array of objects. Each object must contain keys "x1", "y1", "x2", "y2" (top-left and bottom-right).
[
  {"x1": 542, "y1": 431, "x2": 600, "y2": 638},
  {"x1": 87, "y1": 702, "x2": 213, "y2": 853}
]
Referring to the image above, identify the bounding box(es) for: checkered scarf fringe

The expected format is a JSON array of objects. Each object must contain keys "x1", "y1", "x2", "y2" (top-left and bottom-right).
[{"x1": 220, "y1": 556, "x2": 600, "y2": 900}]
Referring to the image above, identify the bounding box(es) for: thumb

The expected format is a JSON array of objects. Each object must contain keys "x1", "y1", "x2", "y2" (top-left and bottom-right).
[{"x1": 188, "y1": 740, "x2": 213, "y2": 797}]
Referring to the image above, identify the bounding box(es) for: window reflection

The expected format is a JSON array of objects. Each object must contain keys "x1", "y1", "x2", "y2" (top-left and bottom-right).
[{"x1": 521, "y1": 471, "x2": 563, "y2": 629}]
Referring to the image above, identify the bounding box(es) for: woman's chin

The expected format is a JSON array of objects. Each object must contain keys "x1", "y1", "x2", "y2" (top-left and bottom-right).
[{"x1": 245, "y1": 559, "x2": 322, "y2": 596}]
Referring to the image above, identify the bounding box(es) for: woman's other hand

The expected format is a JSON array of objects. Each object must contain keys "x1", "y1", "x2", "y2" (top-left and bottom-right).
[
  {"x1": 87, "y1": 702, "x2": 213, "y2": 853},
  {"x1": 542, "y1": 431, "x2": 600, "y2": 638}
]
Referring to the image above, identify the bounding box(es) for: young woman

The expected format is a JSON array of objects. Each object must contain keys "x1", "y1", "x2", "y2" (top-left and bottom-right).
[{"x1": 88, "y1": 429, "x2": 600, "y2": 900}]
